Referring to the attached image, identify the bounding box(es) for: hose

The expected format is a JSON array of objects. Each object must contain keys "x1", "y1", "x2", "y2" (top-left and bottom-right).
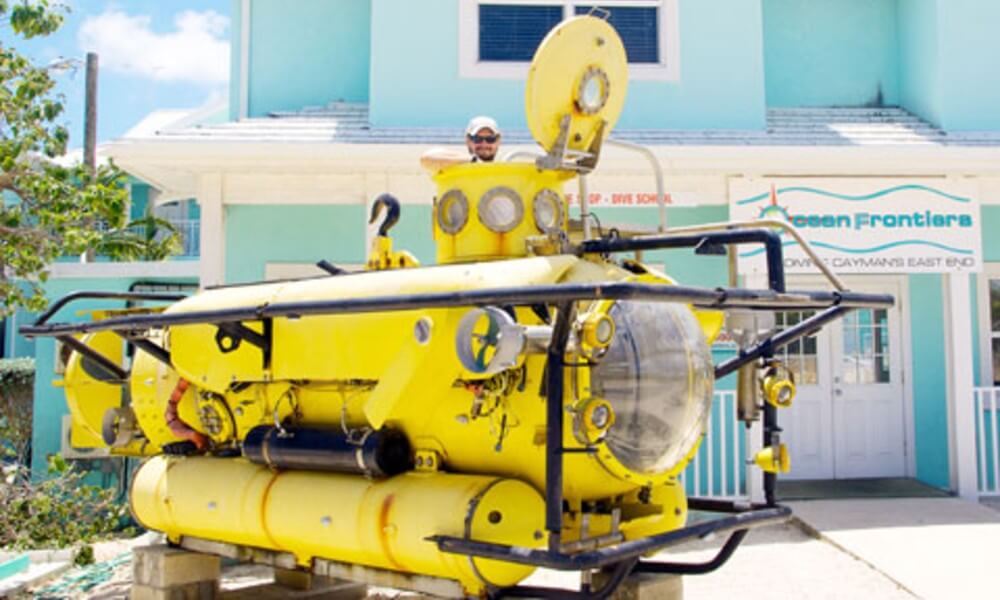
[{"x1": 164, "y1": 378, "x2": 208, "y2": 451}]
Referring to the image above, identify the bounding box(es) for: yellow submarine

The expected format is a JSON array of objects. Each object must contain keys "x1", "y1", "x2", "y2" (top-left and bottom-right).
[{"x1": 24, "y1": 15, "x2": 893, "y2": 599}]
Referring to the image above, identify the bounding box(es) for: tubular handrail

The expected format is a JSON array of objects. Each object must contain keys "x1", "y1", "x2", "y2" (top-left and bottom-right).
[
  {"x1": 661, "y1": 219, "x2": 847, "y2": 291},
  {"x1": 605, "y1": 138, "x2": 667, "y2": 233}
]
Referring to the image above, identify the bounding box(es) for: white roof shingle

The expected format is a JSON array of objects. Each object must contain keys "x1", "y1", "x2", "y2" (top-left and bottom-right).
[{"x1": 130, "y1": 103, "x2": 1000, "y2": 148}]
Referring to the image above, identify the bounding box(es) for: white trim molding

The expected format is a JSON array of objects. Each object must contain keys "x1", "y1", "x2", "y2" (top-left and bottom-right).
[
  {"x1": 198, "y1": 173, "x2": 225, "y2": 288},
  {"x1": 945, "y1": 273, "x2": 979, "y2": 499},
  {"x1": 48, "y1": 261, "x2": 200, "y2": 279},
  {"x1": 458, "y1": 0, "x2": 680, "y2": 81}
]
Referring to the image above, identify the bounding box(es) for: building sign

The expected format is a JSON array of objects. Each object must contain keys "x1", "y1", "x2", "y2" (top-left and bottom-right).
[
  {"x1": 730, "y1": 178, "x2": 982, "y2": 274},
  {"x1": 564, "y1": 191, "x2": 699, "y2": 207}
]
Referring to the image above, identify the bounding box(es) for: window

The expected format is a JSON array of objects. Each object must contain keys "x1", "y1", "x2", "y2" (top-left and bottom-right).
[
  {"x1": 840, "y1": 308, "x2": 891, "y2": 385},
  {"x1": 459, "y1": 0, "x2": 680, "y2": 80},
  {"x1": 775, "y1": 311, "x2": 819, "y2": 385},
  {"x1": 573, "y1": 5, "x2": 659, "y2": 63}
]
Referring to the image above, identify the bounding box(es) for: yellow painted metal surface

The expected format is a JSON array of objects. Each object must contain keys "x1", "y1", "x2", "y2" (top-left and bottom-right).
[
  {"x1": 113, "y1": 254, "x2": 711, "y2": 510},
  {"x1": 432, "y1": 163, "x2": 575, "y2": 263},
  {"x1": 525, "y1": 16, "x2": 628, "y2": 153},
  {"x1": 131, "y1": 456, "x2": 544, "y2": 594},
  {"x1": 53, "y1": 15, "x2": 730, "y2": 595},
  {"x1": 63, "y1": 331, "x2": 123, "y2": 448}
]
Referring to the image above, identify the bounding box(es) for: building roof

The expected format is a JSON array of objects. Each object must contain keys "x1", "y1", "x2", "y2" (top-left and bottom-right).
[{"x1": 135, "y1": 104, "x2": 1000, "y2": 147}]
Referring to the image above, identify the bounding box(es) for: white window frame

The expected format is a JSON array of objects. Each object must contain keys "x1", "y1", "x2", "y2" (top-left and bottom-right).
[
  {"x1": 458, "y1": 0, "x2": 680, "y2": 81},
  {"x1": 977, "y1": 263, "x2": 1000, "y2": 387}
]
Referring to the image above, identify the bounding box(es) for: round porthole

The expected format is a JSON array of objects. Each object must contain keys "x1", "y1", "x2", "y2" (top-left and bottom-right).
[
  {"x1": 436, "y1": 189, "x2": 469, "y2": 235},
  {"x1": 532, "y1": 189, "x2": 564, "y2": 234},
  {"x1": 478, "y1": 187, "x2": 524, "y2": 234},
  {"x1": 575, "y1": 66, "x2": 610, "y2": 115}
]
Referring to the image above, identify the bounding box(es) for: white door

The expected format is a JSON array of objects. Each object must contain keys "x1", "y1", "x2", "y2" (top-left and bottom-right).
[
  {"x1": 777, "y1": 310, "x2": 834, "y2": 480},
  {"x1": 778, "y1": 279, "x2": 906, "y2": 480},
  {"x1": 831, "y1": 291, "x2": 905, "y2": 478}
]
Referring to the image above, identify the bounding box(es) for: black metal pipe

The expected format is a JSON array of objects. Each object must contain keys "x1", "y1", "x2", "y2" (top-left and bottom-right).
[
  {"x1": 715, "y1": 305, "x2": 850, "y2": 380},
  {"x1": 243, "y1": 426, "x2": 412, "y2": 477},
  {"x1": 316, "y1": 260, "x2": 347, "y2": 276},
  {"x1": 429, "y1": 504, "x2": 791, "y2": 571},
  {"x1": 545, "y1": 301, "x2": 575, "y2": 553},
  {"x1": 633, "y1": 529, "x2": 748, "y2": 575},
  {"x1": 124, "y1": 336, "x2": 171, "y2": 367},
  {"x1": 499, "y1": 558, "x2": 638, "y2": 599},
  {"x1": 33, "y1": 291, "x2": 187, "y2": 328},
  {"x1": 21, "y1": 283, "x2": 892, "y2": 338},
  {"x1": 56, "y1": 335, "x2": 127, "y2": 381},
  {"x1": 687, "y1": 497, "x2": 762, "y2": 513},
  {"x1": 578, "y1": 229, "x2": 782, "y2": 261}
]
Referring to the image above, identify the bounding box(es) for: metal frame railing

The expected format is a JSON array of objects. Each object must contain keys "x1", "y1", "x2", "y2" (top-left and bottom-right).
[{"x1": 681, "y1": 391, "x2": 748, "y2": 500}]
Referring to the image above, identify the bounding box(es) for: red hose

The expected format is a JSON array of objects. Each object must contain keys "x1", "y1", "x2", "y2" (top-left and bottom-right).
[{"x1": 164, "y1": 378, "x2": 208, "y2": 451}]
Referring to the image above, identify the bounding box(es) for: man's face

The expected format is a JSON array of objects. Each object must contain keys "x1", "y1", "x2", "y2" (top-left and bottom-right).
[{"x1": 466, "y1": 127, "x2": 500, "y2": 162}]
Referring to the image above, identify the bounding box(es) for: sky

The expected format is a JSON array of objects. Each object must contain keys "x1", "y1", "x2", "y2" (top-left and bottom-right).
[{"x1": 9, "y1": 0, "x2": 231, "y2": 146}]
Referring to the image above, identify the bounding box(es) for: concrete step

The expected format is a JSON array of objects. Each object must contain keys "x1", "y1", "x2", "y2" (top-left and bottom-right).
[{"x1": 0, "y1": 561, "x2": 72, "y2": 598}]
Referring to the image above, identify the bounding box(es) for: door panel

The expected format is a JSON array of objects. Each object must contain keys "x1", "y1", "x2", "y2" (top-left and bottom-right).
[
  {"x1": 832, "y1": 301, "x2": 905, "y2": 478},
  {"x1": 778, "y1": 277, "x2": 906, "y2": 481},
  {"x1": 776, "y1": 310, "x2": 833, "y2": 480}
]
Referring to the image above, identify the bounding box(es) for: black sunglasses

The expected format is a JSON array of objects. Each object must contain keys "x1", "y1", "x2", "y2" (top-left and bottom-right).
[{"x1": 469, "y1": 134, "x2": 499, "y2": 143}]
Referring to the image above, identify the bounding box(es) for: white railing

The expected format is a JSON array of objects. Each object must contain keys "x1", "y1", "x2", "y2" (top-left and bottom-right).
[
  {"x1": 169, "y1": 219, "x2": 200, "y2": 257},
  {"x1": 975, "y1": 387, "x2": 1000, "y2": 496},
  {"x1": 90, "y1": 218, "x2": 200, "y2": 258},
  {"x1": 679, "y1": 391, "x2": 749, "y2": 500}
]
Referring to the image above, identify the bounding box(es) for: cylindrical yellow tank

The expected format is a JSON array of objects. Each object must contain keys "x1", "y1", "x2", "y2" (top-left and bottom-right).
[
  {"x1": 131, "y1": 256, "x2": 718, "y2": 504},
  {"x1": 131, "y1": 456, "x2": 545, "y2": 594}
]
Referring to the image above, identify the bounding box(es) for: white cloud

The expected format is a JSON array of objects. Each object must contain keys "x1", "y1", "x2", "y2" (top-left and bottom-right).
[{"x1": 78, "y1": 9, "x2": 229, "y2": 85}]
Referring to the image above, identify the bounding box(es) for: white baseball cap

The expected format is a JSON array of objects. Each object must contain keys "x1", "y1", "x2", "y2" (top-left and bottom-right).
[{"x1": 465, "y1": 116, "x2": 501, "y2": 137}]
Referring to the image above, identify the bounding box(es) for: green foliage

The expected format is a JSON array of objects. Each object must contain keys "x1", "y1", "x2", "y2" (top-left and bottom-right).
[
  {"x1": 0, "y1": 357, "x2": 132, "y2": 551},
  {"x1": 96, "y1": 207, "x2": 183, "y2": 262},
  {"x1": 0, "y1": 357, "x2": 34, "y2": 465},
  {"x1": 1, "y1": 1, "x2": 134, "y2": 316},
  {"x1": 0, "y1": 455, "x2": 134, "y2": 552}
]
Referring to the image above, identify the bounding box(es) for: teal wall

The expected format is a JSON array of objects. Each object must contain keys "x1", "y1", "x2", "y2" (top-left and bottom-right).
[
  {"x1": 369, "y1": 0, "x2": 766, "y2": 130},
  {"x1": 763, "y1": 0, "x2": 900, "y2": 107},
  {"x1": 586, "y1": 205, "x2": 730, "y2": 287},
  {"x1": 30, "y1": 277, "x2": 197, "y2": 479},
  {"x1": 981, "y1": 206, "x2": 1000, "y2": 262},
  {"x1": 620, "y1": 0, "x2": 766, "y2": 129},
  {"x1": 224, "y1": 204, "x2": 435, "y2": 283},
  {"x1": 247, "y1": 0, "x2": 370, "y2": 117},
  {"x1": 897, "y1": 0, "x2": 942, "y2": 126},
  {"x1": 130, "y1": 182, "x2": 150, "y2": 219},
  {"x1": 908, "y1": 274, "x2": 949, "y2": 489},
  {"x1": 936, "y1": 0, "x2": 1000, "y2": 130},
  {"x1": 896, "y1": 0, "x2": 1000, "y2": 130},
  {"x1": 224, "y1": 0, "x2": 1000, "y2": 132},
  {"x1": 3, "y1": 305, "x2": 36, "y2": 358},
  {"x1": 226, "y1": 205, "x2": 365, "y2": 283},
  {"x1": 224, "y1": 204, "x2": 725, "y2": 284}
]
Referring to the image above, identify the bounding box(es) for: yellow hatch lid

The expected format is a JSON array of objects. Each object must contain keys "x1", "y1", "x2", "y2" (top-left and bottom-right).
[{"x1": 525, "y1": 15, "x2": 628, "y2": 154}]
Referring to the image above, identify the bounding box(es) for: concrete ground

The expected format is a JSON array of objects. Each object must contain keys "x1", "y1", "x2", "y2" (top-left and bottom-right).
[
  {"x1": 788, "y1": 498, "x2": 1000, "y2": 600},
  {"x1": 24, "y1": 496, "x2": 1000, "y2": 599},
  {"x1": 520, "y1": 521, "x2": 915, "y2": 600}
]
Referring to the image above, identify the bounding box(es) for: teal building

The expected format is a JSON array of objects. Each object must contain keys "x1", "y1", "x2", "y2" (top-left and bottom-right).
[{"x1": 9, "y1": 0, "x2": 1000, "y2": 501}]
